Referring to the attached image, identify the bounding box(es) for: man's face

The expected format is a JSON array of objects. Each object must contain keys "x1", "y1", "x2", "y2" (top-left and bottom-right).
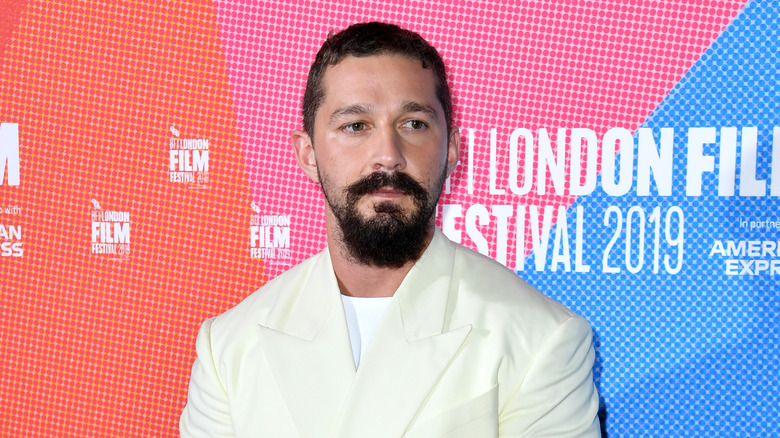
[{"x1": 293, "y1": 54, "x2": 459, "y2": 267}]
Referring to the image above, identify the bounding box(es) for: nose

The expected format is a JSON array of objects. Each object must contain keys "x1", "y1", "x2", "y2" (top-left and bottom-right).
[{"x1": 370, "y1": 126, "x2": 407, "y2": 172}]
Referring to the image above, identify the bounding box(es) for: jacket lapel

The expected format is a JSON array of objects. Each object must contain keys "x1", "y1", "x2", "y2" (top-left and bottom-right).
[
  {"x1": 256, "y1": 248, "x2": 357, "y2": 438},
  {"x1": 332, "y1": 230, "x2": 473, "y2": 437}
]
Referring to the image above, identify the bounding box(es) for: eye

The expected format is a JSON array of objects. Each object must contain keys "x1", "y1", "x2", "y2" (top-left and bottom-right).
[
  {"x1": 402, "y1": 120, "x2": 428, "y2": 130},
  {"x1": 343, "y1": 122, "x2": 366, "y2": 133}
]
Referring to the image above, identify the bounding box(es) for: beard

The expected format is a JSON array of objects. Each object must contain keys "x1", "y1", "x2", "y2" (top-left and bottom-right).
[{"x1": 320, "y1": 169, "x2": 446, "y2": 268}]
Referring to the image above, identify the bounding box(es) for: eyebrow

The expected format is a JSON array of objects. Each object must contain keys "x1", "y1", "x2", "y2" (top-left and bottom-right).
[
  {"x1": 328, "y1": 101, "x2": 439, "y2": 124},
  {"x1": 329, "y1": 104, "x2": 374, "y2": 124},
  {"x1": 401, "y1": 101, "x2": 438, "y2": 120}
]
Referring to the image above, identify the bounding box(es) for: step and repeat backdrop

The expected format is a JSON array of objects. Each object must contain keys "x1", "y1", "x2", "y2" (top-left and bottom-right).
[{"x1": 1, "y1": 0, "x2": 778, "y2": 436}]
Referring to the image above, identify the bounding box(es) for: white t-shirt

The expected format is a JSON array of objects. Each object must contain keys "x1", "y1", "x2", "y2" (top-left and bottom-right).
[{"x1": 341, "y1": 295, "x2": 393, "y2": 368}]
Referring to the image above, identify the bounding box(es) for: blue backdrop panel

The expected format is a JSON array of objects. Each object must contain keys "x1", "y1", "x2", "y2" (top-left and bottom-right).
[{"x1": 522, "y1": 0, "x2": 779, "y2": 435}]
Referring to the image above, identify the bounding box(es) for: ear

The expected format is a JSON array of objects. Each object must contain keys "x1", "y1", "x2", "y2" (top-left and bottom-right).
[
  {"x1": 291, "y1": 129, "x2": 319, "y2": 183},
  {"x1": 445, "y1": 126, "x2": 461, "y2": 177}
]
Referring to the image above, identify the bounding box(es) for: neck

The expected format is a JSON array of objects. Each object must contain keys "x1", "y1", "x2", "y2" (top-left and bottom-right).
[
  {"x1": 326, "y1": 214, "x2": 435, "y2": 298},
  {"x1": 332, "y1": 258, "x2": 416, "y2": 298}
]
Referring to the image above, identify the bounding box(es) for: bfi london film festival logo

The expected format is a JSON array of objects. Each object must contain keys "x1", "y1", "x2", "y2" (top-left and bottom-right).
[
  {"x1": 90, "y1": 199, "x2": 131, "y2": 260},
  {"x1": 1, "y1": 123, "x2": 23, "y2": 257},
  {"x1": 250, "y1": 202, "x2": 291, "y2": 261},
  {"x1": 169, "y1": 125, "x2": 209, "y2": 188}
]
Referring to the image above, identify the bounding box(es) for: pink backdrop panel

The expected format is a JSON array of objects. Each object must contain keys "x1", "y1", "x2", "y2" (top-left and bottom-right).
[{"x1": 215, "y1": 0, "x2": 744, "y2": 277}]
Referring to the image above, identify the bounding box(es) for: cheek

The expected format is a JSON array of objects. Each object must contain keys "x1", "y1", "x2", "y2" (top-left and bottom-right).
[
  {"x1": 409, "y1": 150, "x2": 447, "y2": 182},
  {"x1": 318, "y1": 146, "x2": 361, "y2": 176},
  {"x1": 318, "y1": 164, "x2": 358, "y2": 198},
  {"x1": 317, "y1": 154, "x2": 346, "y2": 180}
]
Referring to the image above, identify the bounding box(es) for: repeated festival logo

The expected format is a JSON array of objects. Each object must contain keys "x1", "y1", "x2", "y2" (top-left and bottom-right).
[
  {"x1": 168, "y1": 125, "x2": 210, "y2": 188},
  {"x1": 249, "y1": 202, "x2": 292, "y2": 261},
  {"x1": 90, "y1": 199, "x2": 131, "y2": 260}
]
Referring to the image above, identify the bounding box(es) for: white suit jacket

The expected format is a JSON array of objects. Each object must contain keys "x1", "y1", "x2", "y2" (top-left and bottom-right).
[{"x1": 180, "y1": 229, "x2": 600, "y2": 437}]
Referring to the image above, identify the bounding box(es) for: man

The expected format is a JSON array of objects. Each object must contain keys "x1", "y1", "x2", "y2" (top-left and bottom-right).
[{"x1": 180, "y1": 22, "x2": 600, "y2": 437}]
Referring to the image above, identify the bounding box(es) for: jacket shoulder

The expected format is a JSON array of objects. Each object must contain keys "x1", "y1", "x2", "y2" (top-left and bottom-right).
[
  {"x1": 449, "y1": 240, "x2": 582, "y2": 329},
  {"x1": 208, "y1": 250, "x2": 327, "y2": 339}
]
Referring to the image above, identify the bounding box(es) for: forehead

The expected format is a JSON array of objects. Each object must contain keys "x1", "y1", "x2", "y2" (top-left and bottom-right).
[{"x1": 317, "y1": 54, "x2": 441, "y2": 117}]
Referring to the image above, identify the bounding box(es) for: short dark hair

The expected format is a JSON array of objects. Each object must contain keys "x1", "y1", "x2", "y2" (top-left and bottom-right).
[{"x1": 302, "y1": 22, "x2": 452, "y2": 139}]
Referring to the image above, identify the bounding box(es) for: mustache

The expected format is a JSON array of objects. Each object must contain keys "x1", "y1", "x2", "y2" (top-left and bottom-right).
[{"x1": 346, "y1": 172, "x2": 428, "y2": 203}]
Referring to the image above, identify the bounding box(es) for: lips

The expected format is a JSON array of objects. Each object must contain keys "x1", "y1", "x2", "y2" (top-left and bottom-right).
[{"x1": 371, "y1": 186, "x2": 405, "y2": 197}]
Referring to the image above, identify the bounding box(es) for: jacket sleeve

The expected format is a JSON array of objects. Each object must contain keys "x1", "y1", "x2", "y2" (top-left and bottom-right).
[
  {"x1": 499, "y1": 315, "x2": 601, "y2": 437},
  {"x1": 180, "y1": 318, "x2": 236, "y2": 437}
]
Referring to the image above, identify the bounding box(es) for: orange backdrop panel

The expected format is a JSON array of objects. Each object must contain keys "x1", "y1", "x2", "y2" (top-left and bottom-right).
[{"x1": 0, "y1": 1, "x2": 262, "y2": 435}]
